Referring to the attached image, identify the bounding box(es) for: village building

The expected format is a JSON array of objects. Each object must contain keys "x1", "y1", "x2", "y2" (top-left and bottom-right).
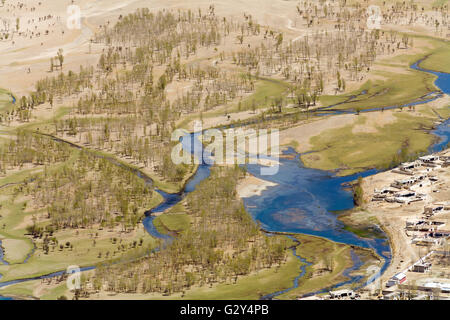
[
  {"x1": 394, "y1": 190, "x2": 416, "y2": 198},
  {"x1": 412, "y1": 262, "x2": 432, "y2": 273},
  {"x1": 386, "y1": 273, "x2": 407, "y2": 287},
  {"x1": 419, "y1": 155, "x2": 440, "y2": 163},
  {"x1": 443, "y1": 159, "x2": 450, "y2": 168},
  {"x1": 400, "y1": 161, "x2": 421, "y2": 170},
  {"x1": 411, "y1": 237, "x2": 440, "y2": 246},
  {"x1": 423, "y1": 282, "x2": 450, "y2": 294},
  {"x1": 329, "y1": 289, "x2": 355, "y2": 299},
  {"x1": 405, "y1": 220, "x2": 445, "y2": 232},
  {"x1": 424, "y1": 204, "x2": 446, "y2": 217}
]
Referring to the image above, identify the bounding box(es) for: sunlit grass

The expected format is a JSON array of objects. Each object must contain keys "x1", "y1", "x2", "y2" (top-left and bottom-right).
[{"x1": 301, "y1": 109, "x2": 440, "y2": 175}]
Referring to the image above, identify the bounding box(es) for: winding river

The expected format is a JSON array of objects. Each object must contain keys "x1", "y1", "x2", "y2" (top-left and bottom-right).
[{"x1": 0, "y1": 59, "x2": 449, "y2": 300}]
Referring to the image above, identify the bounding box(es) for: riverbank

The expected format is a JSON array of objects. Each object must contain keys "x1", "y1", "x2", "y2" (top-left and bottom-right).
[
  {"x1": 237, "y1": 174, "x2": 278, "y2": 198},
  {"x1": 279, "y1": 35, "x2": 450, "y2": 176},
  {"x1": 302, "y1": 96, "x2": 449, "y2": 176},
  {"x1": 418, "y1": 37, "x2": 450, "y2": 74},
  {"x1": 262, "y1": 233, "x2": 383, "y2": 300}
]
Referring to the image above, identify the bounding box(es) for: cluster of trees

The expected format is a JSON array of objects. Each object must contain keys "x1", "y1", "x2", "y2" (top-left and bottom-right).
[
  {"x1": 2, "y1": 8, "x2": 265, "y2": 183},
  {"x1": 53, "y1": 115, "x2": 192, "y2": 182},
  {"x1": 20, "y1": 149, "x2": 154, "y2": 231},
  {"x1": 233, "y1": 7, "x2": 415, "y2": 108},
  {"x1": 2, "y1": 3, "x2": 422, "y2": 129},
  {"x1": 294, "y1": 0, "x2": 448, "y2": 33},
  {"x1": 11, "y1": 4, "x2": 416, "y2": 181},
  {"x1": 0, "y1": 130, "x2": 71, "y2": 173},
  {"x1": 82, "y1": 167, "x2": 290, "y2": 296},
  {"x1": 36, "y1": 64, "x2": 94, "y2": 99},
  {"x1": 381, "y1": 1, "x2": 448, "y2": 33},
  {"x1": 94, "y1": 6, "x2": 246, "y2": 62},
  {"x1": 0, "y1": 65, "x2": 94, "y2": 125},
  {"x1": 0, "y1": 131, "x2": 154, "y2": 232}
]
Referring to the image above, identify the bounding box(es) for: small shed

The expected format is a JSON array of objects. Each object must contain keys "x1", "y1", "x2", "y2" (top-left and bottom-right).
[
  {"x1": 412, "y1": 262, "x2": 431, "y2": 273},
  {"x1": 387, "y1": 272, "x2": 406, "y2": 287},
  {"x1": 419, "y1": 155, "x2": 439, "y2": 163},
  {"x1": 329, "y1": 289, "x2": 355, "y2": 299}
]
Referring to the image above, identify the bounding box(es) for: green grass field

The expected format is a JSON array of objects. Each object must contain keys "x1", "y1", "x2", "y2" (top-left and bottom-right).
[
  {"x1": 276, "y1": 234, "x2": 353, "y2": 299},
  {"x1": 0, "y1": 281, "x2": 36, "y2": 299},
  {"x1": 333, "y1": 69, "x2": 436, "y2": 111},
  {"x1": 0, "y1": 233, "x2": 370, "y2": 300},
  {"x1": 153, "y1": 212, "x2": 191, "y2": 235},
  {"x1": 179, "y1": 251, "x2": 302, "y2": 300},
  {"x1": 0, "y1": 236, "x2": 303, "y2": 300},
  {"x1": 301, "y1": 107, "x2": 443, "y2": 175},
  {"x1": 0, "y1": 277, "x2": 70, "y2": 300},
  {"x1": 0, "y1": 190, "x2": 158, "y2": 282},
  {"x1": 432, "y1": 0, "x2": 449, "y2": 7},
  {"x1": 233, "y1": 77, "x2": 289, "y2": 112},
  {"x1": 166, "y1": 233, "x2": 375, "y2": 300},
  {"x1": 419, "y1": 39, "x2": 450, "y2": 73},
  {"x1": 0, "y1": 200, "x2": 35, "y2": 264}
]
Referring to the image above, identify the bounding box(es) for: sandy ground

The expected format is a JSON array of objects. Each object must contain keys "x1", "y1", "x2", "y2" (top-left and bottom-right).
[
  {"x1": 0, "y1": 238, "x2": 29, "y2": 263},
  {"x1": 182, "y1": 108, "x2": 264, "y2": 132},
  {"x1": 1, "y1": 0, "x2": 414, "y2": 98},
  {"x1": 237, "y1": 173, "x2": 277, "y2": 198},
  {"x1": 352, "y1": 112, "x2": 397, "y2": 134},
  {"x1": 361, "y1": 148, "x2": 450, "y2": 289},
  {"x1": 0, "y1": 0, "x2": 309, "y2": 97}
]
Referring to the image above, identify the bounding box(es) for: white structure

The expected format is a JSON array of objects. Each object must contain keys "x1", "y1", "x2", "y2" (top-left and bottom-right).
[
  {"x1": 386, "y1": 273, "x2": 406, "y2": 287},
  {"x1": 329, "y1": 289, "x2": 355, "y2": 299},
  {"x1": 419, "y1": 155, "x2": 439, "y2": 163}
]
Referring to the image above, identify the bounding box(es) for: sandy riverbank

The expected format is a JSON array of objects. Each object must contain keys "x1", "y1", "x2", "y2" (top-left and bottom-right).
[{"x1": 237, "y1": 174, "x2": 277, "y2": 198}]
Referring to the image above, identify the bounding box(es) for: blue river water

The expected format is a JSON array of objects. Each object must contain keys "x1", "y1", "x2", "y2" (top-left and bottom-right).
[
  {"x1": 244, "y1": 149, "x2": 391, "y2": 299},
  {"x1": 261, "y1": 236, "x2": 311, "y2": 300},
  {"x1": 252, "y1": 60, "x2": 449, "y2": 298},
  {"x1": 1, "y1": 59, "x2": 449, "y2": 300},
  {"x1": 143, "y1": 59, "x2": 450, "y2": 298}
]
